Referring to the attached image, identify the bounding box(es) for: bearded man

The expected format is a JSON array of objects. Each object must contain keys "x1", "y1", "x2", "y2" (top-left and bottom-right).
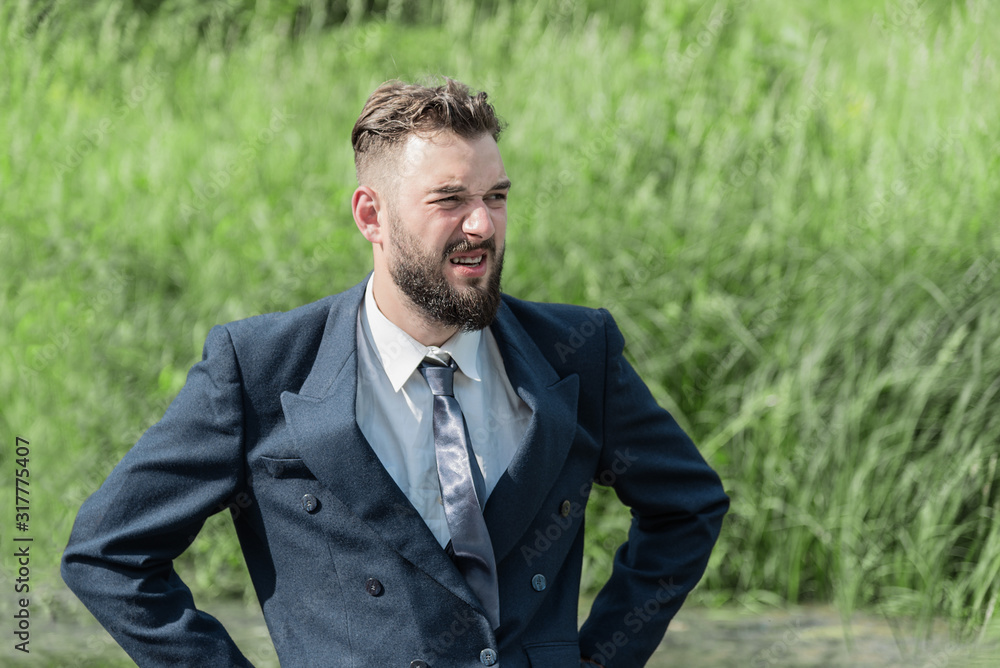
[{"x1": 62, "y1": 78, "x2": 729, "y2": 668}]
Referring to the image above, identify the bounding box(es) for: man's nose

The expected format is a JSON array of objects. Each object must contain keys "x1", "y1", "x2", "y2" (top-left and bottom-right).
[{"x1": 462, "y1": 200, "x2": 495, "y2": 239}]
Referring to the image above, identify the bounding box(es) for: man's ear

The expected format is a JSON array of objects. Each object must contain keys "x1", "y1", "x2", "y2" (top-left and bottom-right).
[{"x1": 352, "y1": 185, "x2": 385, "y2": 244}]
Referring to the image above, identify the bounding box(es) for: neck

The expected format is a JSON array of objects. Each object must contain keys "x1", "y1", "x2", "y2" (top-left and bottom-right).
[{"x1": 370, "y1": 270, "x2": 458, "y2": 347}]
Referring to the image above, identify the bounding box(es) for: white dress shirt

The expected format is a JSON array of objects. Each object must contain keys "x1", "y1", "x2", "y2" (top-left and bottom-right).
[{"x1": 355, "y1": 276, "x2": 532, "y2": 547}]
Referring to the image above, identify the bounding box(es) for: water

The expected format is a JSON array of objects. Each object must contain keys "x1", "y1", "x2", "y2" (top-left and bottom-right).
[
  {"x1": 10, "y1": 591, "x2": 1000, "y2": 667},
  {"x1": 651, "y1": 606, "x2": 1000, "y2": 668}
]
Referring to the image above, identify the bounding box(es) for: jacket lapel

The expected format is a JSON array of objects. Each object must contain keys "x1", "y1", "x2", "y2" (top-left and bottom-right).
[
  {"x1": 279, "y1": 279, "x2": 477, "y2": 612},
  {"x1": 278, "y1": 283, "x2": 580, "y2": 612},
  {"x1": 484, "y1": 300, "x2": 580, "y2": 565}
]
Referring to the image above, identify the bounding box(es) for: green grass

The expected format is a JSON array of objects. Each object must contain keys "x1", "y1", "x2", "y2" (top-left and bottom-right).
[{"x1": 3, "y1": 0, "x2": 999, "y2": 648}]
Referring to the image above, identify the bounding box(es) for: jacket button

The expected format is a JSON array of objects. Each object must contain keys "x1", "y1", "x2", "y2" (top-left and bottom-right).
[
  {"x1": 301, "y1": 494, "x2": 319, "y2": 513},
  {"x1": 365, "y1": 577, "x2": 384, "y2": 597},
  {"x1": 479, "y1": 648, "x2": 498, "y2": 665},
  {"x1": 559, "y1": 499, "x2": 572, "y2": 517},
  {"x1": 410, "y1": 661, "x2": 428, "y2": 668},
  {"x1": 531, "y1": 573, "x2": 547, "y2": 591}
]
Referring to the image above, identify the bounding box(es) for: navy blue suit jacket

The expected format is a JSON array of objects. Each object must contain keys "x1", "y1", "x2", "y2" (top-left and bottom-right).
[{"x1": 62, "y1": 279, "x2": 729, "y2": 667}]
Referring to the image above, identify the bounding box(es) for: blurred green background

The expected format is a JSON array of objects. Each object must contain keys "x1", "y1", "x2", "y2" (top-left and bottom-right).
[{"x1": 3, "y1": 0, "x2": 999, "y2": 665}]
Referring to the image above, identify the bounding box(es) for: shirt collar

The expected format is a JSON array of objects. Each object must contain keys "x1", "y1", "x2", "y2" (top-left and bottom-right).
[{"x1": 362, "y1": 276, "x2": 483, "y2": 392}]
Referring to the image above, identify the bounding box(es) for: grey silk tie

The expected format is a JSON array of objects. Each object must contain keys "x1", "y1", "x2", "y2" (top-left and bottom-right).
[{"x1": 419, "y1": 355, "x2": 500, "y2": 630}]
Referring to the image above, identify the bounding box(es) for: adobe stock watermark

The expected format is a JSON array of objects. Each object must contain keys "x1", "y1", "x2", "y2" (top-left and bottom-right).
[
  {"x1": 120, "y1": 392, "x2": 176, "y2": 447},
  {"x1": 179, "y1": 492, "x2": 257, "y2": 546},
  {"x1": 914, "y1": 640, "x2": 967, "y2": 668},
  {"x1": 687, "y1": 292, "x2": 788, "y2": 398},
  {"x1": 6, "y1": 0, "x2": 64, "y2": 47},
  {"x1": 423, "y1": 607, "x2": 487, "y2": 663},
  {"x1": 720, "y1": 85, "x2": 832, "y2": 195},
  {"x1": 521, "y1": 448, "x2": 638, "y2": 567},
  {"x1": 340, "y1": 13, "x2": 389, "y2": 58},
  {"x1": 854, "y1": 127, "x2": 960, "y2": 234},
  {"x1": 871, "y1": 0, "x2": 931, "y2": 39},
  {"x1": 545, "y1": 241, "x2": 663, "y2": 375},
  {"x1": 516, "y1": 122, "x2": 622, "y2": 228},
  {"x1": 666, "y1": 4, "x2": 743, "y2": 79},
  {"x1": 208, "y1": 0, "x2": 243, "y2": 21},
  {"x1": 554, "y1": 308, "x2": 608, "y2": 363},
  {"x1": 546, "y1": 0, "x2": 579, "y2": 23},
  {"x1": 18, "y1": 269, "x2": 130, "y2": 379},
  {"x1": 54, "y1": 68, "x2": 168, "y2": 179},
  {"x1": 750, "y1": 618, "x2": 804, "y2": 667},
  {"x1": 892, "y1": 254, "x2": 998, "y2": 367},
  {"x1": 180, "y1": 107, "x2": 294, "y2": 219},
  {"x1": 855, "y1": 178, "x2": 909, "y2": 233},
  {"x1": 589, "y1": 577, "x2": 684, "y2": 665}
]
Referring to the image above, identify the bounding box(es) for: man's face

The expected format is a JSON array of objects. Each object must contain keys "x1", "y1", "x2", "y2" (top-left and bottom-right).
[{"x1": 381, "y1": 132, "x2": 509, "y2": 331}]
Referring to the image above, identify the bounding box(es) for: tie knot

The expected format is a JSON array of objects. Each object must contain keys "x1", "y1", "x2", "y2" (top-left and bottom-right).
[{"x1": 419, "y1": 356, "x2": 457, "y2": 396}]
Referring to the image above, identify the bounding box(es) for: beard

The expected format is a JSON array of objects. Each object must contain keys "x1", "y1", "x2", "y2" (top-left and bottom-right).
[{"x1": 385, "y1": 217, "x2": 504, "y2": 332}]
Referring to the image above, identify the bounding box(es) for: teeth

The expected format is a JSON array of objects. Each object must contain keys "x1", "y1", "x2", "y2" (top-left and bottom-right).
[{"x1": 451, "y1": 256, "x2": 482, "y2": 266}]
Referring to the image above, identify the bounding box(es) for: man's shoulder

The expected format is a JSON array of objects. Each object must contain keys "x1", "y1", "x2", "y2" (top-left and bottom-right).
[
  {"x1": 224, "y1": 293, "x2": 339, "y2": 340},
  {"x1": 500, "y1": 293, "x2": 608, "y2": 331},
  {"x1": 498, "y1": 293, "x2": 614, "y2": 367},
  {"x1": 214, "y1": 279, "x2": 365, "y2": 368}
]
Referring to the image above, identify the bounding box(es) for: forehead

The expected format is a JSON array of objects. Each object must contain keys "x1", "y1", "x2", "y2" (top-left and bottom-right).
[{"x1": 394, "y1": 132, "x2": 506, "y2": 192}]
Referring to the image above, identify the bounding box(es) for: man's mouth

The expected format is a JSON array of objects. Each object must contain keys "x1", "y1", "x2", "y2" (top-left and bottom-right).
[{"x1": 449, "y1": 253, "x2": 485, "y2": 267}]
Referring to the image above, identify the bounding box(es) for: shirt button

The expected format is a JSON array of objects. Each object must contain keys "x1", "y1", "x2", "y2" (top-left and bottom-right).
[
  {"x1": 365, "y1": 578, "x2": 384, "y2": 597},
  {"x1": 301, "y1": 494, "x2": 319, "y2": 513},
  {"x1": 410, "y1": 661, "x2": 429, "y2": 668},
  {"x1": 559, "y1": 499, "x2": 572, "y2": 517},
  {"x1": 480, "y1": 648, "x2": 498, "y2": 665},
  {"x1": 531, "y1": 573, "x2": 547, "y2": 591}
]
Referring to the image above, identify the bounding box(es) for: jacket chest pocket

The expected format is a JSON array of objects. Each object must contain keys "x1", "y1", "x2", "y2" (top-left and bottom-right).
[
  {"x1": 258, "y1": 456, "x2": 317, "y2": 480},
  {"x1": 249, "y1": 455, "x2": 328, "y2": 522},
  {"x1": 523, "y1": 641, "x2": 581, "y2": 667}
]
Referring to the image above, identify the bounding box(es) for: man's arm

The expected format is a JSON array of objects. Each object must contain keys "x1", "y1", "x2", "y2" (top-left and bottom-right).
[
  {"x1": 577, "y1": 310, "x2": 730, "y2": 667},
  {"x1": 61, "y1": 325, "x2": 253, "y2": 666}
]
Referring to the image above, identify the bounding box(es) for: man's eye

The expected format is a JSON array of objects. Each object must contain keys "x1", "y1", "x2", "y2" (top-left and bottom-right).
[{"x1": 488, "y1": 193, "x2": 508, "y2": 201}]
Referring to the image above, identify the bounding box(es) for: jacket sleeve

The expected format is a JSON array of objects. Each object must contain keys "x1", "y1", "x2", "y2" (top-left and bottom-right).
[
  {"x1": 61, "y1": 325, "x2": 254, "y2": 667},
  {"x1": 577, "y1": 310, "x2": 729, "y2": 667}
]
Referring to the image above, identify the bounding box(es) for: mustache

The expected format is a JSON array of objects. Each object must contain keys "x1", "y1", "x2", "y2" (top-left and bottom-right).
[{"x1": 442, "y1": 237, "x2": 496, "y2": 259}]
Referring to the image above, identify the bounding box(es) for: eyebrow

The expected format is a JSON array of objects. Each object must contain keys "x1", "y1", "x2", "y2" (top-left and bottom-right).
[{"x1": 427, "y1": 179, "x2": 512, "y2": 196}]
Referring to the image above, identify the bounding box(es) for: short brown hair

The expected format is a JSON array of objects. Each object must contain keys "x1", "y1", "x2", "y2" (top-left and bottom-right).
[{"x1": 351, "y1": 77, "x2": 505, "y2": 187}]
